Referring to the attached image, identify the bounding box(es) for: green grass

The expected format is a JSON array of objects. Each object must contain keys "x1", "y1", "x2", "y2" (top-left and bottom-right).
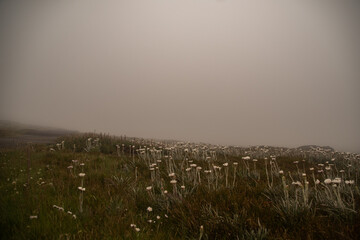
[{"x1": 0, "y1": 134, "x2": 359, "y2": 239}]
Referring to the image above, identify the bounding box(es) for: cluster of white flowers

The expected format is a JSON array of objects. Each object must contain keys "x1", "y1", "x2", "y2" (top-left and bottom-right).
[
  {"x1": 53, "y1": 205, "x2": 64, "y2": 211},
  {"x1": 345, "y1": 180, "x2": 355, "y2": 185},
  {"x1": 292, "y1": 181, "x2": 302, "y2": 187},
  {"x1": 53, "y1": 205, "x2": 76, "y2": 219},
  {"x1": 324, "y1": 179, "x2": 332, "y2": 184},
  {"x1": 332, "y1": 178, "x2": 341, "y2": 184},
  {"x1": 130, "y1": 224, "x2": 140, "y2": 232},
  {"x1": 213, "y1": 165, "x2": 221, "y2": 170}
]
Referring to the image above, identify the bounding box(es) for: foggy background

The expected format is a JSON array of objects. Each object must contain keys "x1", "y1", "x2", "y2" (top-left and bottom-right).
[{"x1": 1, "y1": 0, "x2": 359, "y2": 152}]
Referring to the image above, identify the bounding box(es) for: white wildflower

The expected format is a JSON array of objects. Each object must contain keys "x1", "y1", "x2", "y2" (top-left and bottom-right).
[
  {"x1": 324, "y1": 179, "x2": 332, "y2": 184},
  {"x1": 332, "y1": 178, "x2": 341, "y2": 184}
]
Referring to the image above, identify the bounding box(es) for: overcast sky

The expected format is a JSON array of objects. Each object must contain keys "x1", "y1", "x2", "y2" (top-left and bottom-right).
[{"x1": 1, "y1": 0, "x2": 359, "y2": 152}]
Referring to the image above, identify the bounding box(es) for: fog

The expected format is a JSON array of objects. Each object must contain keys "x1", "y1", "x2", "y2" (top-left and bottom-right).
[{"x1": 1, "y1": 0, "x2": 359, "y2": 152}]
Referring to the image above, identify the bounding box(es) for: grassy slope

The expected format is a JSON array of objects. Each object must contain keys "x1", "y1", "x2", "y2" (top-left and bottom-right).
[{"x1": 0, "y1": 134, "x2": 359, "y2": 239}]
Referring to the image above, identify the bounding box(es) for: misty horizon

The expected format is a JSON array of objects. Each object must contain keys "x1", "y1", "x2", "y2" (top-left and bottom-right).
[
  {"x1": 0, "y1": 119, "x2": 351, "y2": 154},
  {"x1": 1, "y1": 1, "x2": 359, "y2": 153}
]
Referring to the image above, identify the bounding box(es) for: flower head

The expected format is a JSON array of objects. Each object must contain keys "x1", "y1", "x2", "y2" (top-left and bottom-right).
[{"x1": 324, "y1": 179, "x2": 332, "y2": 184}]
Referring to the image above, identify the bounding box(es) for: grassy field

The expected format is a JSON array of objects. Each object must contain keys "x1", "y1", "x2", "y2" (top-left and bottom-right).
[{"x1": 0, "y1": 134, "x2": 359, "y2": 239}]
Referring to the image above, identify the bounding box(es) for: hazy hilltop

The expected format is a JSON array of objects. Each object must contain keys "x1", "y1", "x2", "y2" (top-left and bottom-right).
[
  {"x1": 0, "y1": 120, "x2": 76, "y2": 147},
  {"x1": 0, "y1": 120, "x2": 341, "y2": 153}
]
